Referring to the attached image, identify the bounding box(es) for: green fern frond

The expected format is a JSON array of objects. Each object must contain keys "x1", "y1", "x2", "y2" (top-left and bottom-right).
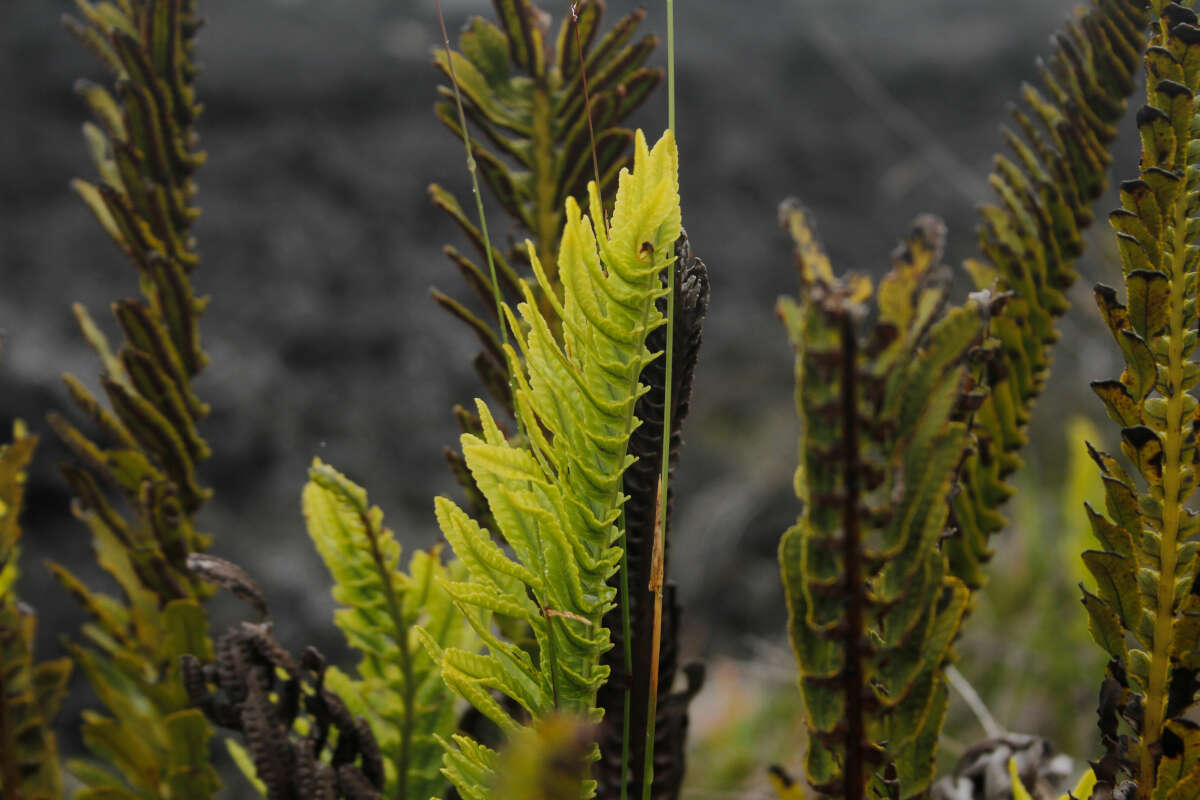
[
  {"x1": 948, "y1": 0, "x2": 1149, "y2": 589},
  {"x1": 430, "y1": 128, "x2": 680, "y2": 799},
  {"x1": 1080, "y1": 5, "x2": 1200, "y2": 797},
  {"x1": 0, "y1": 423, "x2": 73, "y2": 799},
  {"x1": 431, "y1": 0, "x2": 663, "y2": 479},
  {"x1": 54, "y1": 1, "x2": 222, "y2": 795},
  {"x1": 778, "y1": 207, "x2": 1000, "y2": 800},
  {"x1": 431, "y1": 0, "x2": 661, "y2": 290},
  {"x1": 302, "y1": 459, "x2": 479, "y2": 800}
]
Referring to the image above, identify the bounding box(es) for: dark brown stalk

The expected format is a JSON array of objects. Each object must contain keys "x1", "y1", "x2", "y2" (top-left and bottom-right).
[
  {"x1": 596, "y1": 235, "x2": 708, "y2": 800},
  {"x1": 839, "y1": 313, "x2": 865, "y2": 800}
]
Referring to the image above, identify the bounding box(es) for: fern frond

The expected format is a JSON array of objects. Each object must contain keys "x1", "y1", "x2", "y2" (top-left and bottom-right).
[
  {"x1": 55, "y1": 1, "x2": 222, "y2": 795},
  {"x1": 948, "y1": 0, "x2": 1149, "y2": 589},
  {"x1": 431, "y1": 0, "x2": 663, "y2": 506},
  {"x1": 778, "y1": 207, "x2": 1001, "y2": 800},
  {"x1": 1081, "y1": 5, "x2": 1200, "y2": 797},
  {"x1": 0, "y1": 423, "x2": 72, "y2": 799},
  {"x1": 432, "y1": 0, "x2": 661, "y2": 291},
  {"x1": 431, "y1": 129, "x2": 681, "y2": 799},
  {"x1": 303, "y1": 459, "x2": 479, "y2": 800}
]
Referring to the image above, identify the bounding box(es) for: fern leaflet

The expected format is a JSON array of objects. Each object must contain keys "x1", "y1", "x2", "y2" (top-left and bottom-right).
[{"x1": 303, "y1": 459, "x2": 479, "y2": 800}]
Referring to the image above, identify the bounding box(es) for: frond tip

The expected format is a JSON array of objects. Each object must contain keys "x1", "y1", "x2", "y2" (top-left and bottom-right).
[{"x1": 431, "y1": 129, "x2": 681, "y2": 799}]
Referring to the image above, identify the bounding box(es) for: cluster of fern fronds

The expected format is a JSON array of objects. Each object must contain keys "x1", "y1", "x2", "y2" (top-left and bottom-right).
[{"x1": 7, "y1": 1, "x2": 1200, "y2": 800}]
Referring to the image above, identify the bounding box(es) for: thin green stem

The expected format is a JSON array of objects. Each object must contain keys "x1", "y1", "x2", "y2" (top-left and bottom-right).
[
  {"x1": 570, "y1": 2, "x2": 605, "y2": 230},
  {"x1": 643, "y1": 4, "x2": 677, "y2": 797},
  {"x1": 666, "y1": 0, "x2": 675, "y2": 133},
  {"x1": 434, "y1": 0, "x2": 509, "y2": 356},
  {"x1": 436, "y1": 0, "x2": 566, "y2": 715},
  {"x1": 619, "y1": 495, "x2": 633, "y2": 800}
]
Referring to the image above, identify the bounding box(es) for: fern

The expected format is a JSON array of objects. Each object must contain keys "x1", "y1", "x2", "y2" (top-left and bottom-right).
[
  {"x1": 425, "y1": 129, "x2": 680, "y2": 800},
  {"x1": 51, "y1": 0, "x2": 222, "y2": 795},
  {"x1": 948, "y1": 0, "x2": 1148, "y2": 589},
  {"x1": 179, "y1": 563, "x2": 385, "y2": 800},
  {"x1": 302, "y1": 459, "x2": 479, "y2": 800},
  {"x1": 0, "y1": 422, "x2": 72, "y2": 799},
  {"x1": 430, "y1": 0, "x2": 661, "y2": 300},
  {"x1": 1080, "y1": 3, "x2": 1200, "y2": 796},
  {"x1": 431, "y1": 0, "x2": 663, "y2": 506},
  {"x1": 778, "y1": 207, "x2": 1000, "y2": 799}
]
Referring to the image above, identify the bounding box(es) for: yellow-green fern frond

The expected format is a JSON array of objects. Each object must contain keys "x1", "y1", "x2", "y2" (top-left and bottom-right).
[
  {"x1": 430, "y1": 128, "x2": 680, "y2": 799},
  {"x1": 303, "y1": 458, "x2": 479, "y2": 800}
]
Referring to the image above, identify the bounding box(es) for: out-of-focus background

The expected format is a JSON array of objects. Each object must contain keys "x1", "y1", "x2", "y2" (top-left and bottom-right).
[{"x1": 1, "y1": 0, "x2": 1136, "y2": 795}]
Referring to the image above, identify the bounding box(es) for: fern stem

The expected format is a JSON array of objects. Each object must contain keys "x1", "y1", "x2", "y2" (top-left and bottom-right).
[
  {"x1": 430, "y1": 4, "x2": 520, "y2": 793},
  {"x1": 598, "y1": 276, "x2": 661, "y2": 800},
  {"x1": 619, "y1": 495, "x2": 634, "y2": 800},
  {"x1": 642, "y1": 4, "x2": 677, "y2": 795},
  {"x1": 1140, "y1": 185, "x2": 1189, "y2": 799},
  {"x1": 642, "y1": 481, "x2": 666, "y2": 800},
  {"x1": 570, "y1": 3, "x2": 605, "y2": 230},
  {"x1": 666, "y1": 0, "x2": 675, "y2": 133},
  {"x1": 838, "y1": 313, "x2": 866, "y2": 800},
  {"x1": 434, "y1": 0, "x2": 509, "y2": 357}
]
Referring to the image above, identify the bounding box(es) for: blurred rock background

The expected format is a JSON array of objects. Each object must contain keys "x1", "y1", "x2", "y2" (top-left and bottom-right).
[{"x1": 1, "y1": 0, "x2": 1135, "y2": 795}]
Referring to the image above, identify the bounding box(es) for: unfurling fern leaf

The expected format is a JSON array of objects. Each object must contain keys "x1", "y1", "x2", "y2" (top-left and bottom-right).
[
  {"x1": 0, "y1": 423, "x2": 72, "y2": 799},
  {"x1": 948, "y1": 0, "x2": 1148, "y2": 590},
  {"x1": 1080, "y1": 4, "x2": 1200, "y2": 796},
  {"x1": 302, "y1": 459, "x2": 479, "y2": 800},
  {"x1": 427, "y1": 129, "x2": 681, "y2": 800},
  {"x1": 778, "y1": 206, "x2": 1002, "y2": 800},
  {"x1": 53, "y1": 1, "x2": 222, "y2": 796}
]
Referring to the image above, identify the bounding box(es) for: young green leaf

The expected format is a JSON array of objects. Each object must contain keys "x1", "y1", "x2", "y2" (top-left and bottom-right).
[
  {"x1": 431, "y1": 129, "x2": 681, "y2": 799},
  {"x1": 303, "y1": 459, "x2": 479, "y2": 800}
]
